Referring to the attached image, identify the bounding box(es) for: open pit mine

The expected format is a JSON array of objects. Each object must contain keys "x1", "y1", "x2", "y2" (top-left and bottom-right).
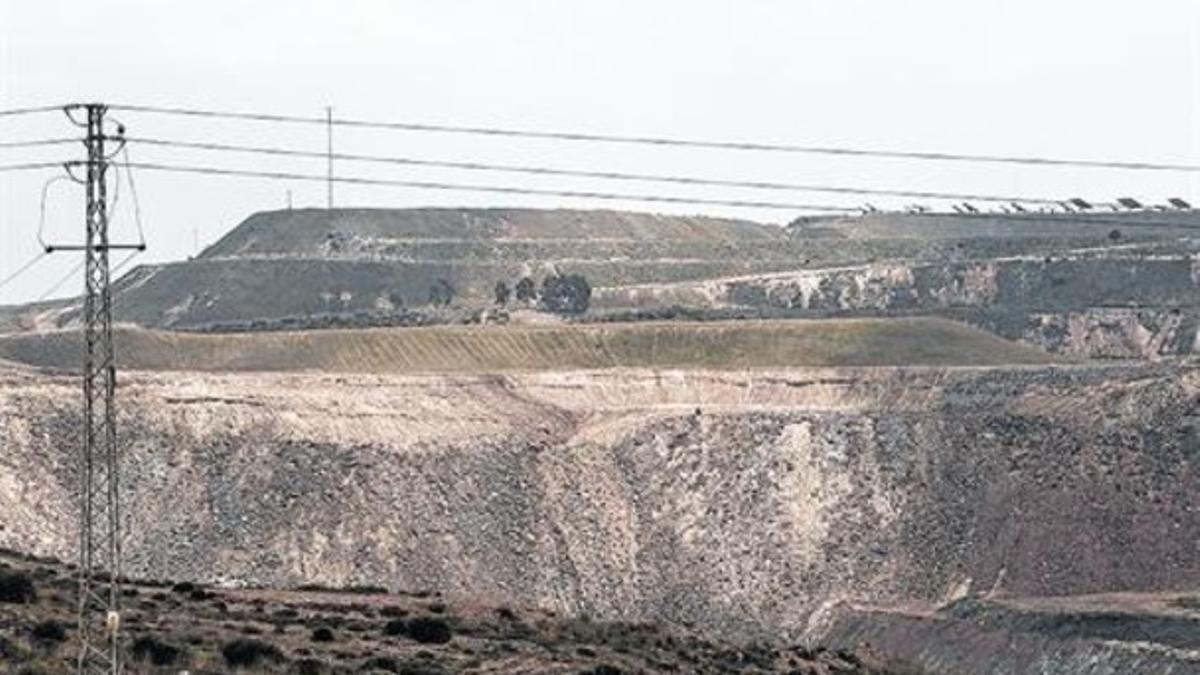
[{"x1": 0, "y1": 208, "x2": 1197, "y2": 674}]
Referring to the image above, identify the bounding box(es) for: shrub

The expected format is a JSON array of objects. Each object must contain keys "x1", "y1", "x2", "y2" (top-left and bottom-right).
[
  {"x1": 406, "y1": 617, "x2": 452, "y2": 645},
  {"x1": 221, "y1": 638, "x2": 284, "y2": 668},
  {"x1": 30, "y1": 620, "x2": 66, "y2": 644},
  {"x1": 427, "y1": 279, "x2": 455, "y2": 307},
  {"x1": 131, "y1": 636, "x2": 186, "y2": 666},
  {"x1": 274, "y1": 607, "x2": 300, "y2": 620},
  {"x1": 514, "y1": 276, "x2": 537, "y2": 302},
  {"x1": 494, "y1": 281, "x2": 511, "y2": 306},
  {"x1": 383, "y1": 619, "x2": 408, "y2": 636},
  {"x1": 0, "y1": 570, "x2": 36, "y2": 604},
  {"x1": 0, "y1": 634, "x2": 32, "y2": 662},
  {"x1": 400, "y1": 658, "x2": 448, "y2": 667},
  {"x1": 311, "y1": 627, "x2": 335, "y2": 642},
  {"x1": 365, "y1": 657, "x2": 446, "y2": 675},
  {"x1": 294, "y1": 658, "x2": 328, "y2": 675},
  {"x1": 538, "y1": 274, "x2": 591, "y2": 314},
  {"x1": 170, "y1": 581, "x2": 195, "y2": 594},
  {"x1": 360, "y1": 655, "x2": 401, "y2": 672}
]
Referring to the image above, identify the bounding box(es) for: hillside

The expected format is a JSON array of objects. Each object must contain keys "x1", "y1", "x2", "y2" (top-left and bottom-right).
[
  {"x1": 1, "y1": 206, "x2": 1187, "y2": 338},
  {"x1": 596, "y1": 241, "x2": 1200, "y2": 359},
  {"x1": 1, "y1": 362, "x2": 1196, "y2": 673},
  {"x1": 0, "y1": 550, "x2": 905, "y2": 674},
  {"x1": 0, "y1": 318, "x2": 1060, "y2": 372}
]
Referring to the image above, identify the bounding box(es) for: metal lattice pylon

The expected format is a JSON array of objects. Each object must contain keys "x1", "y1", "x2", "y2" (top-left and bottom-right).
[{"x1": 70, "y1": 102, "x2": 123, "y2": 675}]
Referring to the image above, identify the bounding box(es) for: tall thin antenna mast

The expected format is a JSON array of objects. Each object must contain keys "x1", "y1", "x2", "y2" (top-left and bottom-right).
[{"x1": 326, "y1": 105, "x2": 334, "y2": 209}]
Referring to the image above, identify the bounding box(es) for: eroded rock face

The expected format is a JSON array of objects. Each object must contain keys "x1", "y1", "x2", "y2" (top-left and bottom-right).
[
  {"x1": 0, "y1": 365, "x2": 1196, "y2": 642},
  {"x1": 596, "y1": 252, "x2": 1200, "y2": 358},
  {"x1": 1021, "y1": 308, "x2": 1198, "y2": 359}
]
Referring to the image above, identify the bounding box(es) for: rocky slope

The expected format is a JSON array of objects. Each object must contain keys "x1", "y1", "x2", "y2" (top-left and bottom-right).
[
  {"x1": 596, "y1": 240, "x2": 1200, "y2": 358},
  {"x1": 1, "y1": 361, "x2": 1196, "y2": 673},
  {"x1": 0, "y1": 549, "x2": 905, "y2": 674},
  {"x1": 2, "y1": 207, "x2": 1190, "y2": 346}
]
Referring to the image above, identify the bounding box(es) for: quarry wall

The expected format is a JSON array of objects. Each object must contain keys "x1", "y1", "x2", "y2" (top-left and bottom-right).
[{"x1": 1, "y1": 364, "x2": 1195, "y2": 644}]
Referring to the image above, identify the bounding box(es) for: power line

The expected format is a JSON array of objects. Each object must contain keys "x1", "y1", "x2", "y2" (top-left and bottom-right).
[
  {"x1": 122, "y1": 160, "x2": 862, "y2": 212},
  {"x1": 0, "y1": 104, "x2": 64, "y2": 118},
  {"x1": 127, "y1": 136, "x2": 1064, "y2": 205},
  {"x1": 0, "y1": 138, "x2": 79, "y2": 149},
  {"x1": 38, "y1": 175, "x2": 73, "y2": 250},
  {"x1": 0, "y1": 161, "x2": 67, "y2": 173},
  {"x1": 37, "y1": 257, "x2": 84, "y2": 302},
  {"x1": 118, "y1": 146, "x2": 147, "y2": 247},
  {"x1": 111, "y1": 248, "x2": 143, "y2": 276},
  {"x1": 111, "y1": 102, "x2": 1200, "y2": 172},
  {"x1": 0, "y1": 251, "x2": 49, "y2": 293},
  {"x1": 121, "y1": 159, "x2": 1200, "y2": 230},
  {"x1": 25, "y1": 249, "x2": 142, "y2": 305}
]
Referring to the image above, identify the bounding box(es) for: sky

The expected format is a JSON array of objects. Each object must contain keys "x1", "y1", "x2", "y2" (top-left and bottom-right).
[{"x1": 1, "y1": 0, "x2": 1198, "y2": 303}]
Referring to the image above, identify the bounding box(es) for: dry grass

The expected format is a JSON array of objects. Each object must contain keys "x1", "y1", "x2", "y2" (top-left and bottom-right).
[{"x1": 0, "y1": 317, "x2": 1061, "y2": 373}]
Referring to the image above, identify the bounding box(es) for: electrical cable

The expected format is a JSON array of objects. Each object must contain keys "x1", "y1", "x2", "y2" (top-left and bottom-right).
[
  {"x1": 0, "y1": 138, "x2": 78, "y2": 150},
  {"x1": 121, "y1": 160, "x2": 863, "y2": 212},
  {"x1": 0, "y1": 104, "x2": 64, "y2": 118},
  {"x1": 110, "y1": 103, "x2": 1200, "y2": 172},
  {"x1": 37, "y1": 175, "x2": 72, "y2": 250},
  {"x1": 37, "y1": 160, "x2": 132, "y2": 252},
  {"x1": 126, "y1": 136, "x2": 1064, "y2": 205},
  {"x1": 119, "y1": 159, "x2": 1200, "y2": 229},
  {"x1": 111, "y1": 248, "x2": 143, "y2": 276},
  {"x1": 0, "y1": 161, "x2": 67, "y2": 173},
  {"x1": 36, "y1": 258, "x2": 85, "y2": 302},
  {"x1": 0, "y1": 251, "x2": 49, "y2": 293},
  {"x1": 118, "y1": 146, "x2": 147, "y2": 247}
]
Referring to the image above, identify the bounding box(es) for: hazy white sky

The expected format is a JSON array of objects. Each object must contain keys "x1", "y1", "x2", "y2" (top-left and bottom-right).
[{"x1": 1, "y1": 0, "x2": 1198, "y2": 303}]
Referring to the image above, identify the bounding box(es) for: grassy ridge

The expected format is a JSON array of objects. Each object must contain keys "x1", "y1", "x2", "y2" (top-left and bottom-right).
[{"x1": 0, "y1": 318, "x2": 1060, "y2": 372}]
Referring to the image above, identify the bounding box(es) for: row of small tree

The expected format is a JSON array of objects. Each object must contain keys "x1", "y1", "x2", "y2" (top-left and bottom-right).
[{"x1": 495, "y1": 273, "x2": 591, "y2": 314}]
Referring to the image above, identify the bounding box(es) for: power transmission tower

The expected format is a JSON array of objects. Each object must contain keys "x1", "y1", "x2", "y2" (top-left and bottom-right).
[{"x1": 66, "y1": 102, "x2": 124, "y2": 675}]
